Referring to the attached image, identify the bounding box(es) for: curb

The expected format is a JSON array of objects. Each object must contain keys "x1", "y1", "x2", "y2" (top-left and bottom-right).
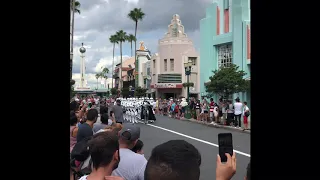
[{"x1": 165, "y1": 116, "x2": 251, "y2": 134}]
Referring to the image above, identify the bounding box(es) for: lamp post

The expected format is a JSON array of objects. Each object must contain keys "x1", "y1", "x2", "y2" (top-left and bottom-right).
[{"x1": 184, "y1": 59, "x2": 192, "y2": 102}]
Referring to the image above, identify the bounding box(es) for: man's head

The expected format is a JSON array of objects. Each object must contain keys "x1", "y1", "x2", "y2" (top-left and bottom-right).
[
  {"x1": 88, "y1": 131, "x2": 120, "y2": 171},
  {"x1": 118, "y1": 123, "x2": 140, "y2": 149},
  {"x1": 145, "y1": 140, "x2": 201, "y2": 180},
  {"x1": 131, "y1": 139, "x2": 144, "y2": 155},
  {"x1": 70, "y1": 101, "x2": 79, "y2": 111},
  {"x1": 235, "y1": 97, "x2": 240, "y2": 102},
  {"x1": 100, "y1": 113, "x2": 110, "y2": 125},
  {"x1": 116, "y1": 99, "x2": 121, "y2": 106},
  {"x1": 100, "y1": 106, "x2": 108, "y2": 115},
  {"x1": 243, "y1": 101, "x2": 247, "y2": 106},
  {"x1": 210, "y1": 98, "x2": 213, "y2": 102},
  {"x1": 87, "y1": 109, "x2": 98, "y2": 122}
]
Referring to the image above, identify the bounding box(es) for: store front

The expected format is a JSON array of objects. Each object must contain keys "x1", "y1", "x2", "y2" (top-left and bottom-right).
[{"x1": 151, "y1": 83, "x2": 183, "y2": 99}]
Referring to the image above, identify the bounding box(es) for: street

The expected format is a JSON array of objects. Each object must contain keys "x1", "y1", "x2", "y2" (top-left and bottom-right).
[
  {"x1": 103, "y1": 105, "x2": 250, "y2": 180},
  {"x1": 136, "y1": 115, "x2": 250, "y2": 180}
]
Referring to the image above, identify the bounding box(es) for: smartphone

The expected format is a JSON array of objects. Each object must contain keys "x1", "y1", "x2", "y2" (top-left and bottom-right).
[{"x1": 218, "y1": 133, "x2": 233, "y2": 163}]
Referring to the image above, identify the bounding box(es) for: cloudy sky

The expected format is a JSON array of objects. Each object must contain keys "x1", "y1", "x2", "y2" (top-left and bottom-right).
[{"x1": 72, "y1": 0, "x2": 213, "y2": 89}]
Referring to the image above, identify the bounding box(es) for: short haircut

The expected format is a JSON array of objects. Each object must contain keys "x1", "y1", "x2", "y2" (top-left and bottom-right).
[
  {"x1": 100, "y1": 113, "x2": 109, "y2": 124},
  {"x1": 70, "y1": 101, "x2": 79, "y2": 111},
  {"x1": 131, "y1": 139, "x2": 144, "y2": 153},
  {"x1": 100, "y1": 106, "x2": 108, "y2": 115},
  {"x1": 145, "y1": 140, "x2": 201, "y2": 180},
  {"x1": 243, "y1": 101, "x2": 247, "y2": 105},
  {"x1": 87, "y1": 109, "x2": 98, "y2": 121},
  {"x1": 88, "y1": 131, "x2": 119, "y2": 170},
  {"x1": 70, "y1": 111, "x2": 77, "y2": 126}
]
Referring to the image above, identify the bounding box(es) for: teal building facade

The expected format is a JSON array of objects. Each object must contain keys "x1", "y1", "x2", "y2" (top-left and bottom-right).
[{"x1": 200, "y1": 0, "x2": 250, "y2": 106}]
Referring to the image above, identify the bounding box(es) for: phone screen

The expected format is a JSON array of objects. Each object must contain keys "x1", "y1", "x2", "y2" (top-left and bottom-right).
[{"x1": 218, "y1": 133, "x2": 233, "y2": 163}]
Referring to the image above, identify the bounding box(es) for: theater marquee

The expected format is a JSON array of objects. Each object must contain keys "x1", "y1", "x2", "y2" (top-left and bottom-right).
[{"x1": 151, "y1": 83, "x2": 183, "y2": 89}]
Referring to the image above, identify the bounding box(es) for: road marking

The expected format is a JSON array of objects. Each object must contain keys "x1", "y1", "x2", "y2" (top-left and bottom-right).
[{"x1": 137, "y1": 120, "x2": 250, "y2": 158}]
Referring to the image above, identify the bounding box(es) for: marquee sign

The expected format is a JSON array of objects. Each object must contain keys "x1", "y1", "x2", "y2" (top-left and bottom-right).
[{"x1": 151, "y1": 83, "x2": 183, "y2": 89}]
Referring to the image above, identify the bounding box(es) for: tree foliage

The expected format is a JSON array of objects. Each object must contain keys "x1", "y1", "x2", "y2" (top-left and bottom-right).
[
  {"x1": 121, "y1": 88, "x2": 130, "y2": 98},
  {"x1": 134, "y1": 86, "x2": 147, "y2": 98},
  {"x1": 205, "y1": 64, "x2": 250, "y2": 99},
  {"x1": 110, "y1": 88, "x2": 117, "y2": 95}
]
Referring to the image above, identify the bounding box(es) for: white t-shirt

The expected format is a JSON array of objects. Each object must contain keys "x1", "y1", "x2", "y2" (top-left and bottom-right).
[
  {"x1": 152, "y1": 102, "x2": 157, "y2": 108},
  {"x1": 234, "y1": 102, "x2": 243, "y2": 115},
  {"x1": 243, "y1": 106, "x2": 250, "y2": 115},
  {"x1": 112, "y1": 148, "x2": 147, "y2": 180}
]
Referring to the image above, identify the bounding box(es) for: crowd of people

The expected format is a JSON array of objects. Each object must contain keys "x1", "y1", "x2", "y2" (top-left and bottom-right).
[
  {"x1": 70, "y1": 95, "x2": 250, "y2": 180},
  {"x1": 152, "y1": 96, "x2": 250, "y2": 130}
]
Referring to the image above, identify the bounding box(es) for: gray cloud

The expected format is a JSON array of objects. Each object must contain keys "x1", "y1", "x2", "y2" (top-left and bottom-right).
[
  {"x1": 76, "y1": 0, "x2": 211, "y2": 33},
  {"x1": 72, "y1": 0, "x2": 208, "y2": 87}
]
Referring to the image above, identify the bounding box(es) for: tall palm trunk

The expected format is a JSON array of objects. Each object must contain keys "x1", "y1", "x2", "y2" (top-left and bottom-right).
[
  {"x1": 70, "y1": 0, "x2": 75, "y2": 84},
  {"x1": 112, "y1": 43, "x2": 115, "y2": 88},
  {"x1": 130, "y1": 41, "x2": 133, "y2": 57},
  {"x1": 120, "y1": 41, "x2": 123, "y2": 89},
  {"x1": 134, "y1": 21, "x2": 138, "y2": 87}
]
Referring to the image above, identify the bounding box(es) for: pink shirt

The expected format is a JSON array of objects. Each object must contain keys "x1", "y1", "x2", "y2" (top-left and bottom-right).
[{"x1": 70, "y1": 126, "x2": 77, "y2": 153}]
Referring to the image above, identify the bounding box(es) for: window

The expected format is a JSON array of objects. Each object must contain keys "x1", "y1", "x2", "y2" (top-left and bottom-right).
[
  {"x1": 170, "y1": 59, "x2": 174, "y2": 71},
  {"x1": 217, "y1": 44, "x2": 232, "y2": 68},
  {"x1": 158, "y1": 74, "x2": 182, "y2": 83},
  {"x1": 189, "y1": 57, "x2": 197, "y2": 66},
  {"x1": 164, "y1": 59, "x2": 167, "y2": 71},
  {"x1": 153, "y1": 60, "x2": 155, "y2": 68}
]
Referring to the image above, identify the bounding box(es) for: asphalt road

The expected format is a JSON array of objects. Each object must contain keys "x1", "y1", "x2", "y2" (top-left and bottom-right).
[
  {"x1": 136, "y1": 115, "x2": 250, "y2": 180},
  {"x1": 104, "y1": 105, "x2": 251, "y2": 179}
]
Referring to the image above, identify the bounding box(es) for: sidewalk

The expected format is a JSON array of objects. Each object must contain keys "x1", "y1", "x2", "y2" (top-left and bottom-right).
[{"x1": 166, "y1": 115, "x2": 251, "y2": 134}]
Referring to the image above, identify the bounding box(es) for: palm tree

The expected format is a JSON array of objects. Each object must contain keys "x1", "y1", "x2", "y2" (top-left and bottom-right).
[
  {"x1": 128, "y1": 8, "x2": 145, "y2": 86},
  {"x1": 127, "y1": 34, "x2": 136, "y2": 57},
  {"x1": 115, "y1": 30, "x2": 128, "y2": 89},
  {"x1": 70, "y1": 0, "x2": 81, "y2": 14},
  {"x1": 101, "y1": 67, "x2": 109, "y2": 88},
  {"x1": 70, "y1": 0, "x2": 81, "y2": 89},
  {"x1": 95, "y1": 73, "x2": 100, "y2": 89},
  {"x1": 109, "y1": 35, "x2": 118, "y2": 88}
]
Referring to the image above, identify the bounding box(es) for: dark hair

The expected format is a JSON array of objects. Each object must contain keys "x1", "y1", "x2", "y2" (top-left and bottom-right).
[
  {"x1": 145, "y1": 140, "x2": 201, "y2": 180},
  {"x1": 88, "y1": 131, "x2": 119, "y2": 170},
  {"x1": 101, "y1": 113, "x2": 109, "y2": 125},
  {"x1": 243, "y1": 101, "x2": 247, "y2": 105},
  {"x1": 70, "y1": 101, "x2": 79, "y2": 111},
  {"x1": 210, "y1": 98, "x2": 213, "y2": 101},
  {"x1": 236, "y1": 98, "x2": 240, "y2": 102},
  {"x1": 87, "y1": 109, "x2": 98, "y2": 121},
  {"x1": 246, "y1": 162, "x2": 250, "y2": 180},
  {"x1": 70, "y1": 111, "x2": 77, "y2": 126},
  {"x1": 131, "y1": 140, "x2": 144, "y2": 153},
  {"x1": 110, "y1": 111, "x2": 113, "y2": 117},
  {"x1": 100, "y1": 106, "x2": 108, "y2": 115}
]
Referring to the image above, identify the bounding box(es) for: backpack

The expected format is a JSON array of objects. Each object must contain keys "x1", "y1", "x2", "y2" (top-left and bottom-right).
[{"x1": 71, "y1": 136, "x2": 92, "y2": 162}]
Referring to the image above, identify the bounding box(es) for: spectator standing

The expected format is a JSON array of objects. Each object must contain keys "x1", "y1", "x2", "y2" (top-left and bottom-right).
[{"x1": 112, "y1": 123, "x2": 147, "y2": 180}]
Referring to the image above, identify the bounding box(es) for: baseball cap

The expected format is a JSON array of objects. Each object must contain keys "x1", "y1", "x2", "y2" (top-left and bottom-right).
[{"x1": 119, "y1": 123, "x2": 140, "y2": 141}]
